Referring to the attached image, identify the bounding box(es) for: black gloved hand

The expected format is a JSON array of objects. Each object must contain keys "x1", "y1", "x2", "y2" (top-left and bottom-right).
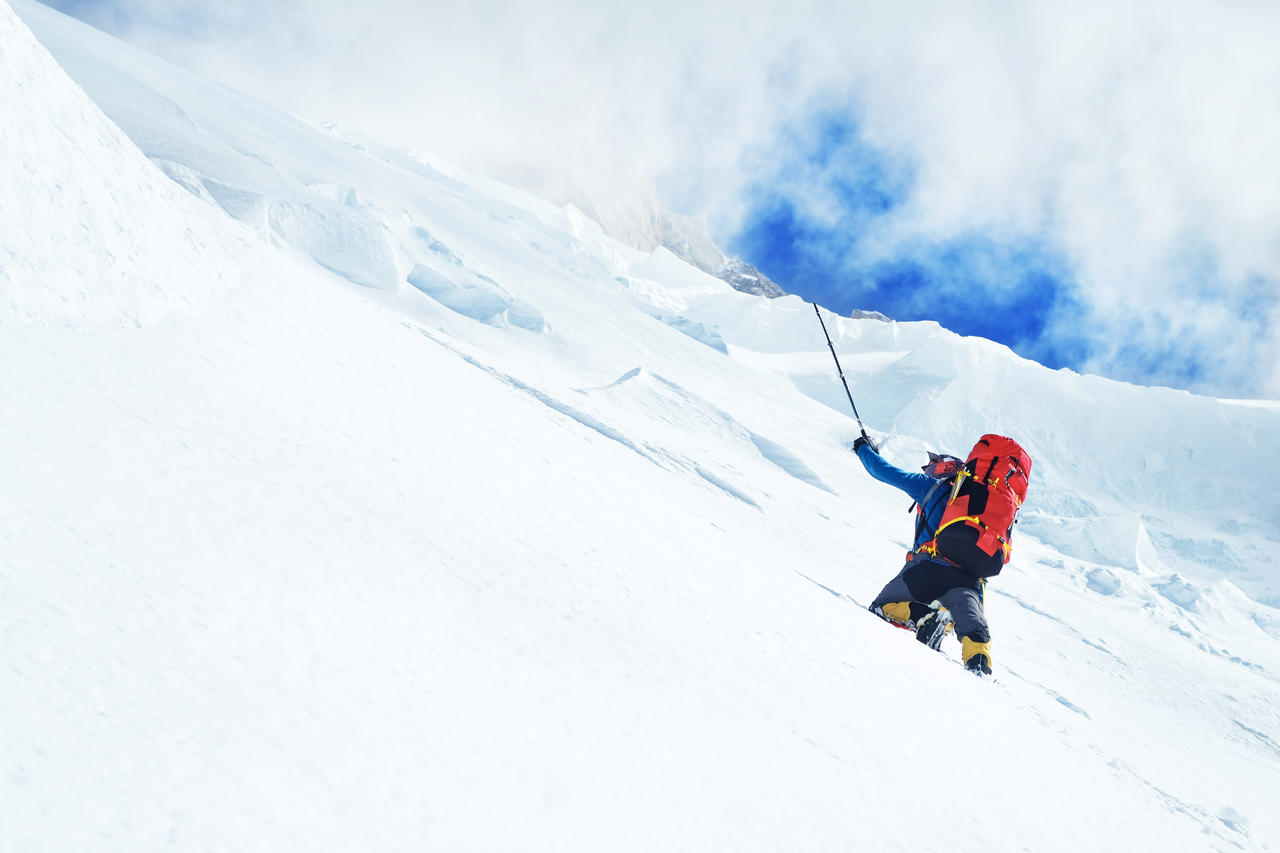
[{"x1": 853, "y1": 432, "x2": 879, "y2": 454}]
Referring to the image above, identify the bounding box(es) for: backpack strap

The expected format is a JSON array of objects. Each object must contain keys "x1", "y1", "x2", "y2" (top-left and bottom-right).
[{"x1": 910, "y1": 474, "x2": 956, "y2": 546}]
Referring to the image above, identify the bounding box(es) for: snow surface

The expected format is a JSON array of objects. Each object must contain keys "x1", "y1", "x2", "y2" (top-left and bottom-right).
[
  {"x1": 4, "y1": 1, "x2": 1280, "y2": 849},
  {"x1": 0, "y1": 6, "x2": 242, "y2": 326}
]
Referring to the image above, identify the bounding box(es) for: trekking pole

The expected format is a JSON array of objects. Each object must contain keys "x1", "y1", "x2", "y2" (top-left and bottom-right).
[{"x1": 813, "y1": 302, "x2": 870, "y2": 438}]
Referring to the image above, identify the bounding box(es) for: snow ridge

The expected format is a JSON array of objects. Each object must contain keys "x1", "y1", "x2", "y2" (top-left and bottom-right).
[{"x1": 0, "y1": 2, "x2": 239, "y2": 327}]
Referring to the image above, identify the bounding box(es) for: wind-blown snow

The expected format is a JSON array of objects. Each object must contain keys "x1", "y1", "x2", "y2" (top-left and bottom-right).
[
  {"x1": 0, "y1": 5, "x2": 242, "y2": 326},
  {"x1": 4, "y1": 1, "x2": 1280, "y2": 850}
]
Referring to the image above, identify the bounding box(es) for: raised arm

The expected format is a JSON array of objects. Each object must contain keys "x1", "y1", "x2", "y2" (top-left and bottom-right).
[{"x1": 854, "y1": 441, "x2": 936, "y2": 505}]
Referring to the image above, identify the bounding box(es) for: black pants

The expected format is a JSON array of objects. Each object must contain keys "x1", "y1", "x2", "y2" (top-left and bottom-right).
[{"x1": 870, "y1": 557, "x2": 990, "y2": 644}]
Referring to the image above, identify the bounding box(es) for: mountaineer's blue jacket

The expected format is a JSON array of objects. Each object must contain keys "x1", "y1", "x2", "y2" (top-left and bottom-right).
[{"x1": 855, "y1": 443, "x2": 950, "y2": 554}]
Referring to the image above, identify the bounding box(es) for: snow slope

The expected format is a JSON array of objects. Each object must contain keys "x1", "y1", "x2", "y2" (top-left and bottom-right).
[
  {"x1": 4, "y1": 1, "x2": 1280, "y2": 849},
  {"x1": 0, "y1": 5, "x2": 242, "y2": 326}
]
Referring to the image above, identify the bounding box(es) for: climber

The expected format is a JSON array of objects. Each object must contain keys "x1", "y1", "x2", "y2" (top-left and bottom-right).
[{"x1": 853, "y1": 433, "x2": 1032, "y2": 676}]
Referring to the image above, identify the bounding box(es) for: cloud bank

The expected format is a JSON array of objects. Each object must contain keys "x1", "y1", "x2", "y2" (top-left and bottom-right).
[{"x1": 43, "y1": 0, "x2": 1280, "y2": 398}]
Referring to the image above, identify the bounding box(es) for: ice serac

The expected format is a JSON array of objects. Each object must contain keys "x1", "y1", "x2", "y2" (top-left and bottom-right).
[{"x1": 0, "y1": 0, "x2": 236, "y2": 327}]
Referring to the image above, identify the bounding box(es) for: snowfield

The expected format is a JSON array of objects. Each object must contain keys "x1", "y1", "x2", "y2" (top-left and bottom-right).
[{"x1": 3, "y1": 1, "x2": 1280, "y2": 849}]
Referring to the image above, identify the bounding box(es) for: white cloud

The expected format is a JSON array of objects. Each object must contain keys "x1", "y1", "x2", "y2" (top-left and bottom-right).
[{"x1": 53, "y1": 0, "x2": 1280, "y2": 397}]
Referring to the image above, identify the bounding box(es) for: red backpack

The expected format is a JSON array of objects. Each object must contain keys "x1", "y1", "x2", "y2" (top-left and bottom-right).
[{"x1": 921, "y1": 434, "x2": 1032, "y2": 577}]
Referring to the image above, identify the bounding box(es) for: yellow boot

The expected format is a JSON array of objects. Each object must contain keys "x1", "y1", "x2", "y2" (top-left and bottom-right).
[{"x1": 961, "y1": 636, "x2": 993, "y2": 675}]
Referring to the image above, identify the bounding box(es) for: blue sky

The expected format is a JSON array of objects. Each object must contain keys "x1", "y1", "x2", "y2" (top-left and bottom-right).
[
  {"x1": 724, "y1": 114, "x2": 1094, "y2": 373},
  {"x1": 714, "y1": 101, "x2": 1280, "y2": 396},
  {"x1": 36, "y1": 0, "x2": 1280, "y2": 399}
]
